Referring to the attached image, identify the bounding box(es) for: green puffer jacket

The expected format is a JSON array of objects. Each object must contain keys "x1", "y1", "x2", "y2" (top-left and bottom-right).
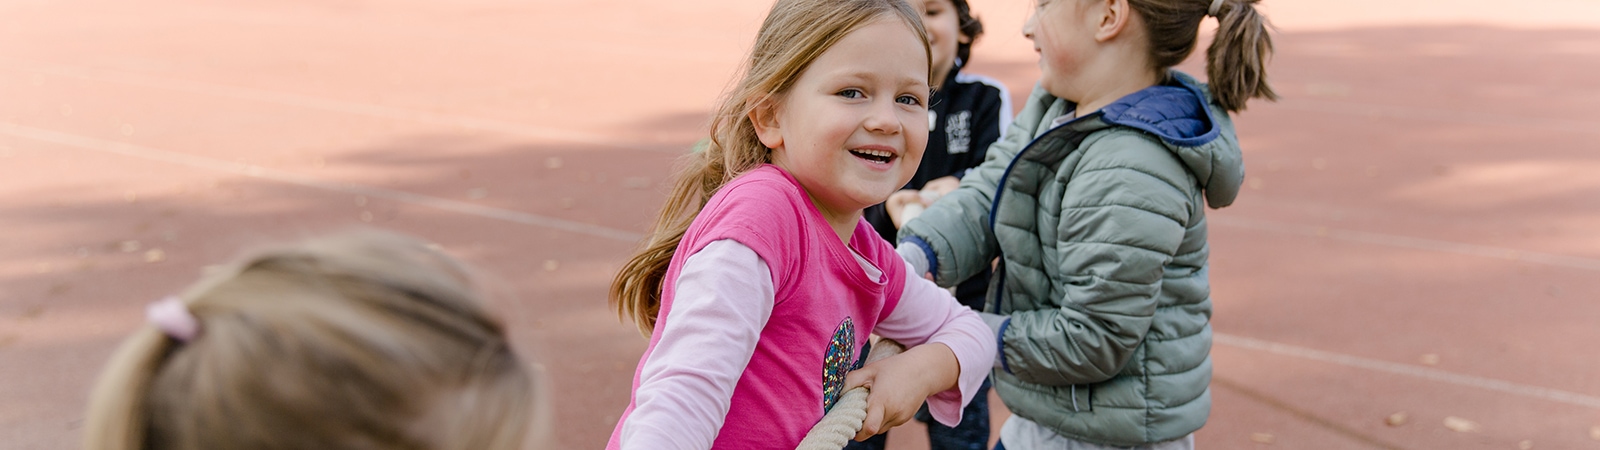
[{"x1": 898, "y1": 71, "x2": 1243, "y2": 446}]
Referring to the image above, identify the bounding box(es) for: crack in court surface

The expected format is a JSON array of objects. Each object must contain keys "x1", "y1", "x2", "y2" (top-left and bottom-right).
[{"x1": 1211, "y1": 374, "x2": 1409, "y2": 450}]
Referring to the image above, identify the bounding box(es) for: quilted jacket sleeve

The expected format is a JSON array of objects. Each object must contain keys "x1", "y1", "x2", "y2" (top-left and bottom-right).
[
  {"x1": 899, "y1": 84, "x2": 1054, "y2": 286},
  {"x1": 1000, "y1": 130, "x2": 1195, "y2": 385}
]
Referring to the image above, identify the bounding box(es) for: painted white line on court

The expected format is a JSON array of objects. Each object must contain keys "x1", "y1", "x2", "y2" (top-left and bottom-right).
[
  {"x1": 3, "y1": 123, "x2": 645, "y2": 243},
  {"x1": 1280, "y1": 98, "x2": 1600, "y2": 135},
  {"x1": 13, "y1": 60, "x2": 665, "y2": 154},
  {"x1": 1211, "y1": 215, "x2": 1600, "y2": 272},
  {"x1": 1215, "y1": 333, "x2": 1600, "y2": 409}
]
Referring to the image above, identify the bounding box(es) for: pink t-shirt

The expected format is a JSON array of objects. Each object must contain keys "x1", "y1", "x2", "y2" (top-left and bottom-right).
[{"x1": 608, "y1": 165, "x2": 991, "y2": 449}]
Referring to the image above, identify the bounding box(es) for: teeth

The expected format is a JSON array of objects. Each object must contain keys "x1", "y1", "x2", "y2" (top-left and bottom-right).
[{"x1": 853, "y1": 149, "x2": 893, "y2": 158}]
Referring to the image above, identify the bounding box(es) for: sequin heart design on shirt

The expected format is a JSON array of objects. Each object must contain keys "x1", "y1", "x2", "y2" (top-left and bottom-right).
[{"x1": 821, "y1": 317, "x2": 857, "y2": 413}]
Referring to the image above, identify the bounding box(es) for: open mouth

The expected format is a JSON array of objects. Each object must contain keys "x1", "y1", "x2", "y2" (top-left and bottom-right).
[{"x1": 849, "y1": 149, "x2": 896, "y2": 164}]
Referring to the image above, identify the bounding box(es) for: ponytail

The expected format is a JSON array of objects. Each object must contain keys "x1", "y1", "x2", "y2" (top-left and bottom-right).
[
  {"x1": 1205, "y1": 0, "x2": 1277, "y2": 112},
  {"x1": 81, "y1": 231, "x2": 537, "y2": 450},
  {"x1": 609, "y1": 119, "x2": 766, "y2": 336},
  {"x1": 1129, "y1": 0, "x2": 1276, "y2": 113},
  {"x1": 83, "y1": 329, "x2": 170, "y2": 450}
]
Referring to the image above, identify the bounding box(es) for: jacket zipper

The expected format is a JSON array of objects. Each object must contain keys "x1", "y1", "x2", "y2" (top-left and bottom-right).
[{"x1": 986, "y1": 112, "x2": 1098, "y2": 314}]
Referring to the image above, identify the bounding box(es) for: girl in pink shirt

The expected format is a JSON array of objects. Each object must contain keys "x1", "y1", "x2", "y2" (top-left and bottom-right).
[{"x1": 606, "y1": 0, "x2": 993, "y2": 448}]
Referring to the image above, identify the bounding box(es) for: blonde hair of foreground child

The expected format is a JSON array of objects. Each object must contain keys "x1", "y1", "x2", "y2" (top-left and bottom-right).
[{"x1": 83, "y1": 231, "x2": 542, "y2": 450}]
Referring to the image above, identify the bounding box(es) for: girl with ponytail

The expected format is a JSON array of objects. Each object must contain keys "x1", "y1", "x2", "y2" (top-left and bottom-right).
[
  {"x1": 83, "y1": 231, "x2": 542, "y2": 450},
  {"x1": 891, "y1": 0, "x2": 1274, "y2": 448}
]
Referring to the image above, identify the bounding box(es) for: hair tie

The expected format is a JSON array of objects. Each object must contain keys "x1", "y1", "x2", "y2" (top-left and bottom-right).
[
  {"x1": 1207, "y1": 0, "x2": 1226, "y2": 17},
  {"x1": 146, "y1": 296, "x2": 200, "y2": 342}
]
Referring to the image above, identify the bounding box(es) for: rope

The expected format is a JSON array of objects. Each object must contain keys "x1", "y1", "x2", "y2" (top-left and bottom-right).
[
  {"x1": 795, "y1": 337, "x2": 905, "y2": 450},
  {"x1": 796, "y1": 388, "x2": 870, "y2": 450}
]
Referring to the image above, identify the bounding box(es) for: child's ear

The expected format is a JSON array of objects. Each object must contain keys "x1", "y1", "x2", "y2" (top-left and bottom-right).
[
  {"x1": 749, "y1": 96, "x2": 784, "y2": 150},
  {"x1": 1094, "y1": 0, "x2": 1131, "y2": 42}
]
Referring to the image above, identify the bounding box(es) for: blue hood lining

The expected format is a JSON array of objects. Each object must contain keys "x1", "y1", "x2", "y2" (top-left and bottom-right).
[{"x1": 1097, "y1": 78, "x2": 1219, "y2": 148}]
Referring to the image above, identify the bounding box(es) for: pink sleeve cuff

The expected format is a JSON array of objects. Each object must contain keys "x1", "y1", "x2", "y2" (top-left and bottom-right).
[
  {"x1": 873, "y1": 260, "x2": 996, "y2": 427},
  {"x1": 922, "y1": 310, "x2": 993, "y2": 426}
]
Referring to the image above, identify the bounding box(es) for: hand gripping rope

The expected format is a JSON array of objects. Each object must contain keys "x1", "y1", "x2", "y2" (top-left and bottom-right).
[{"x1": 795, "y1": 337, "x2": 906, "y2": 450}]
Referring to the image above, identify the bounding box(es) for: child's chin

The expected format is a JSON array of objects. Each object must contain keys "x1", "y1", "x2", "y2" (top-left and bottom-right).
[{"x1": 869, "y1": 186, "x2": 901, "y2": 202}]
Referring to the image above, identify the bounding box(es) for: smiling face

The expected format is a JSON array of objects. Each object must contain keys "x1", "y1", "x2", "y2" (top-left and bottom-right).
[
  {"x1": 753, "y1": 16, "x2": 930, "y2": 240},
  {"x1": 913, "y1": 0, "x2": 969, "y2": 86}
]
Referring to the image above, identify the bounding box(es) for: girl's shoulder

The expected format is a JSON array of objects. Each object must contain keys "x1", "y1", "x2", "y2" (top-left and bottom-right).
[
  {"x1": 689, "y1": 165, "x2": 809, "y2": 249},
  {"x1": 709, "y1": 165, "x2": 805, "y2": 209}
]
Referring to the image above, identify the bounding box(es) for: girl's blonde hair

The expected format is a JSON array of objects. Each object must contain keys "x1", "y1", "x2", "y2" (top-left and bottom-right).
[
  {"x1": 610, "y1": 0, "x2": 930, "y2": 336},
  {"x1": 1133, "y1": 0, "x2": 1278, "y2": 112},
  {"x1": 83, "y1": 231, "x2": 539, "y2": 450}
]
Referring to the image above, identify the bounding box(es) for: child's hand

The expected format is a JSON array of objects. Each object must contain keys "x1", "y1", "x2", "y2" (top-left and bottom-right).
[
  {"x1": 842, "y1": 343, "x2": 960, "y2": 441},
  {"x1": 920, "y1": 176, "x2": 960, "y2": 198},
  {"x1": 885, "y1": 189, "x2": 924, "y2": 228}
]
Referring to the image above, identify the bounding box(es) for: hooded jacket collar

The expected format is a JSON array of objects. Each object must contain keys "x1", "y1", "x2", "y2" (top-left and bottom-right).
[{"x1": 1044, "y1": 71, "x2": 1244, "y2": 208}]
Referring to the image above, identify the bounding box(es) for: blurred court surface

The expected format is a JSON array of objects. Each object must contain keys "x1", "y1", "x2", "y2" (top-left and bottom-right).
[{"x1": 1, "y1": 0, "x2": 1598, "y2": 448}]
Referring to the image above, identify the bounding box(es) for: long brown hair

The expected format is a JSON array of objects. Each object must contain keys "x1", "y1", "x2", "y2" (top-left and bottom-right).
[
  {"x1": 610, "y1": 0, "x2": 930, "y2": 336},
  {"x1": 83, "y1": 231, "x2": 540, "y2": 450},
  {"x1": 1132, "y1": 0, "x2": 1277, "y2": 112}
]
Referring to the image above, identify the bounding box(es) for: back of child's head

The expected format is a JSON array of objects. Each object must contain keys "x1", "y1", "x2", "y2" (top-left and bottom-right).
[
  {"x1": 1127, "y1": 0, "x2": 1277, "y2": 112},
  {"x1": 611, "y1": 0, "x2": 929, "y2": 336},
  {"x1": 83, "y1": 231, "x2": 539, "y2": 450}
]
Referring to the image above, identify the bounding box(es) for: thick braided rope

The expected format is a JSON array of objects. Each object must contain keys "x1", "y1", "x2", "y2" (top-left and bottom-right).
[
  {"x1": 795, "y1": 337, "x2": 905, "y2": 450},
  {"x1": 795, "y1": 388, "x2": 869, "y2": 450}
]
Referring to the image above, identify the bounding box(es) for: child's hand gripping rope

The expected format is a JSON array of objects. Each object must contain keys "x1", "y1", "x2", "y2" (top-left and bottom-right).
[
  {"x1": 797, "y1": 337, "x2": 904, "y2": 450},
  {"x1": 798, "y1": 336, "x2": 962, "y2": 449}
]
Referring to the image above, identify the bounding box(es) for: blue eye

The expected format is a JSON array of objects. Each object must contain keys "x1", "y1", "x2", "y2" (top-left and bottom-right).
[
  {"x1": 897, "y1": 94, "x2": 923, "y2": 106},
  {"x1": 838, "y1": 89, "x2": 864, "y2": 99}
]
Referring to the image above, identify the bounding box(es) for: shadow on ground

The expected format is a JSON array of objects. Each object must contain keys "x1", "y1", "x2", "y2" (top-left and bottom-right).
[{"x1": 2, "y1": 24, "x2": 1599, "y2": 450}]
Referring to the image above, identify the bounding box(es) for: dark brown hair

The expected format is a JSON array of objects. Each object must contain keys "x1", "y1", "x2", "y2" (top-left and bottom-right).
[
  {"x1": 949, "y1": 0, "x2": 984, "y2": 68},
  {"x1": 1132, "y1": 0, "x2": 1277, "y2": 112},
  {"x1": 610, "y1": 0, "x2": 930, "y2": 336}
]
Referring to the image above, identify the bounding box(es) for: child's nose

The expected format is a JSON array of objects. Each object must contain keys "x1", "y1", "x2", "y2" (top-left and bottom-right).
[
  {"x1": 863, "y1": 101, "x2": 902, "y2": 134},
  {"x1": 1023, "y1": 14, "x2": 1036, "y2": 39}
]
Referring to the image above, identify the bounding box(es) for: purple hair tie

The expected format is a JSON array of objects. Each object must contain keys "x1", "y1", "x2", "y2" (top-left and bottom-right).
[{"x1": 146, "y1": 296, "x2": 200, "y2": 342}]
